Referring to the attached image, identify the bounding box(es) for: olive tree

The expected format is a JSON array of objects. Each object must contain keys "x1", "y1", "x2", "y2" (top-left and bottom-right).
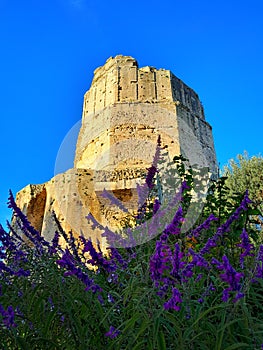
[{"x1": 223, "y1": 151, "x2": 263, "y2": 229}]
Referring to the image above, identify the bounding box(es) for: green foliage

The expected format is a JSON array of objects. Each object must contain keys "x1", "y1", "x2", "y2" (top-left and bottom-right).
[
  {"x1": 223, "y1": 151, "x2": 263, "y2": 228},
  {"x1": 1, "y1": 153, "x2": 263, "y2": 349},
  {"x1": 0, "y1": 251, "x2": 109, "y2": 349}
]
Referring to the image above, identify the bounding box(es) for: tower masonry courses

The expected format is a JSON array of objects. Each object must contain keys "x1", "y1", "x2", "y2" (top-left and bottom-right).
[{"x1": 14, "y1": 55, "x2": 217, "y2": 249}]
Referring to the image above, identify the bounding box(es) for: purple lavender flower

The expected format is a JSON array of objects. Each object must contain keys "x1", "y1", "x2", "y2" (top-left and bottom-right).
[
  {"x1": 2, "y1": 227, "x2": 37, "y2": 275},
  {"x1": 145, "y1": 135, "x2": 162, "y2": 190},
  {"x1": 200, "y1": 192, "x2": 252, "y2": 256},
  {"x1": 153, "y1": 134, "x2": 162, "y2": 167},
  {"x1": 212, "y1": 255, "x2": 244, "y2": 302},
  {"x1": 236, "y1": 228, "x2": 255, "y2": 268},
  {"x1": 197, "y1": 283, "x2": 216, "y2": 303},
  {"x1": 146, "y1": 165, "x2": 158, "y2": 189},
  {"x1": 163, "y1": 287, "x2": 183, "y2": 311},
  {"x1": 185, "y1": 304, "x2": 191, "y2": 319},
  {"x1": 170, "y1": 243, "x2": 186, "y2": 283},
  {"x1": 49, "y1": 231, "x2": 60, "y2": 255},
  {"x1": 1, "y1": 223, "x2": 22, "y2": 252},
  {"x1": 188, "y1": 213, "x2": 218, "y2": 239},
  {"x1": 197, "y1": 297, "x2": 204, "y2": 304},
  {"x1": 222, "y1": 289, "x2": 229, "y2": 303},
  {"x1": 107, "y1": 293, "x2": 115, "y2": 303},
  {"x1": 86, "y1": 212, "x2": 105, "y2": 231},
  {"x1": 7, "y1": 191, "x2": 50, "y2": 252},
  {"x1": 232, "y1": 291, "x2": 245, "y2": 303},
  {"x1": 164, "y1": 206, "x2": 184, "y2": 235},
  {"x1": 48, "y1": 297, "x2": 54, "y2": 311},
  {"x1": 200, "y1": 237, "x2": 217, "y2": 255},
  {"x1": 149, "y1": 239, "x2": 171, "y2": 283},
  {"x1": 136, "y1": 182, "x2": 149, "y2": 208},
  {"x1": 108, "y1": 248, "x2": 128, "y2": 269},
  {"x1": 182, "y1": 249, "x2": 210, "y2": 284},
  {"x1": 150, "y1": 206, "x2": 190, "y2": 307},
  {"x1": 105, "y1": 325, "x2": 120, "y2": 339},
  {"x1": 81, "y1": 238, "x2": 114, "y2": 272},
  {"x1": 103, "y1": 224, "x2": 137, "y2": 248},
  {"x1": 87, "y1": 213, "x2": 132, "y2": 248},
  {"x1": 188, "y1": 249, "x2": 210, "y2": 269},
  {"x1": 219, "y1": 191, "x2": 251, "y2": 234},
  {"x1": 56, "y1": 249, "x2": 74, "y2": 269},
  {"x1": 195, "y1": 273, "x2": 203, "y2": 283},
  {"x1": 66, "y1": 231, "x2": 82, "y2": 262},
  {"x1": 97, "y1": 294, "x2": 105, "y2": 305},
  {"x1": 107, "y1": 272, "x2": 118, "y2": 284},
  {"x1": 56, "y1": 249, "x2": 102, "y2": 295},
  {"x1": 101, "y1": 226, "x2": 126, "y2": 248},
  {"x1": 153, "y1": 198, "x2": 161, "y2": 214},
  {"x1": 7, "y1": 191, "x2": 38, "y2": 238},
  {"x1": 15, "y1": 268, "x2": 31, "y2": 277},
  {"x1": 0, "y1": 304, "x2": 17, "y2": 328},
  {"x1": 0, "y1": 260, "x2": 13, "y2": 275},
  {"x1": 0, "y1": 255, "x2": 30, "y2": 279},
  {"x1": 255, "y1": 245, "x2": 263, "y2": 279}
]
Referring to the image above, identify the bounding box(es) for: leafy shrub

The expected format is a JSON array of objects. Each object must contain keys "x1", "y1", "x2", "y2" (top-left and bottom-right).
[{"x1": 1, "y1": 145, "x2": 263, "y2": 349}]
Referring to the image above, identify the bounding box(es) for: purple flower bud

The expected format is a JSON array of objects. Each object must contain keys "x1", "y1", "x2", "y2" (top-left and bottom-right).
[
  {"x1": 255, "y1": 245, "x2": 263, "y2": 279},
  {"x1": 146, "y1": 166, "x2": 157, "y2": 189},
  {"x1": 237, "y1": 229, "x2": 255, "y2": 268},
  {"x1": 107, "y1": 294, "x2": 115, "y2": 303},
  {"x1": 212, "y1": 255, "x2": 244, "y2": 302},
  {"x1": 153, "y1": 198, "x2": 161, "y2": 214},
  {"x1": 0, "y1": 304, "x2": 17, "y2": 328},
  {"x1": 105, "y1": 325, "x2": 120, "y2": 339},
  {"x1": 163, "y1": 288, "x2": 183, "y2": 311},
  {"x1": 164, "y1": 206, "x2": 184, "y2": 235},
  {"x1": 188, "y1": 214, "x2": 218, "y2": 238}
]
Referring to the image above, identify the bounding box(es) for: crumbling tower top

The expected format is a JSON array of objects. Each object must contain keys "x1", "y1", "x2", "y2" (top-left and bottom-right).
[
  {"x1": 82, "y1": 55, "x2": 205, "y2": 120},
  {"x1": 75, "y1": 55, "x2": 214, "y2": 174}
]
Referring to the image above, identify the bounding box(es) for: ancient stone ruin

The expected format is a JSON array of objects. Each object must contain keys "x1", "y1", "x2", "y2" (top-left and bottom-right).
[{"x1": 14, "y1": 55, "x2": 217, "y2": 249}]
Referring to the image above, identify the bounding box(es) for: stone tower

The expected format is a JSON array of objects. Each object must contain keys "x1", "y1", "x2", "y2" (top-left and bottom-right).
[{"x1": 14, "y1": 55, "x2": 217, "y2": 249}]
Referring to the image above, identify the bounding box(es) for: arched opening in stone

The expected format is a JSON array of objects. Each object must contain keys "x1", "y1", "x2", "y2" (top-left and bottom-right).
[{"x1": 27, "y1": 187, "x2": 47, "y2": 233}]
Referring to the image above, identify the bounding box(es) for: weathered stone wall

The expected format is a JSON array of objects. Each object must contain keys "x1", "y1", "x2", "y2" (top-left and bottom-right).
[
  {"x1": 80, "y1": 55, "x2": 204, "y2": 117},
  {"x1": 75, "y1": 55, "x2": 216, "y2": 175},
  {"x1": 14, "y1": 168, "x2": 142, "y2": 250},
  {"x1": 14, "y1": 55, "x2": 217, "y2": 249}
]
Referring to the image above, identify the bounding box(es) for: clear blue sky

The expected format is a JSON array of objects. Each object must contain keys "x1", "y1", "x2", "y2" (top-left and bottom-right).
[{"x1": 0, "y1": 0, "x2": 262, "y2": 226}]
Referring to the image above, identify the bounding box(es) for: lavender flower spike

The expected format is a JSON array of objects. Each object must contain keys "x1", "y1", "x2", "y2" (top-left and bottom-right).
[
  {"x1": 255, "y1": 245, "x2": 263, "y2": 279},
  {"x1": 105, "y1": 325, "x2": 120, "y2": 339},
  {"x1": 237, "y1": 228, "x2": 255, "y2": 268},
  {"x1": 145, "y1": 134, "x2": 162, "y2": 189},
  {"x1": 163, "y1": 287, "x2": 183, "y2": 311},
  {"x1": 0, "y1": 304, "x2": 17, "y2": 328},
  {"x1": 212, "y1": 255, "x2": 244, "y2": 302}
]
